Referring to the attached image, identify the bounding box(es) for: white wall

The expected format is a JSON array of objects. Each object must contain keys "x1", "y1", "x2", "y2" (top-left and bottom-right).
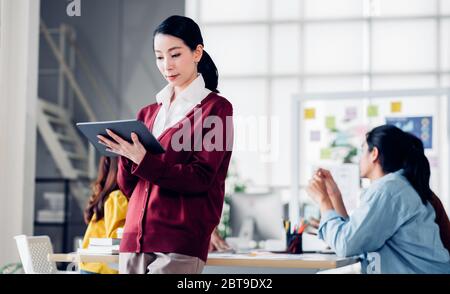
[{"x1": 0, "y1": 0, "x2": 40, "y2": 266}]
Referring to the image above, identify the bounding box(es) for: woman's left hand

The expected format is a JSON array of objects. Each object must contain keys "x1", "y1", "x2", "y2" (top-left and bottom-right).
[
  {"x1": 209, "y1": 228, "x2": 232, "y2": 252},
  {"x1": 97, "y1": 129, "x2": 147, "y2": 165}
]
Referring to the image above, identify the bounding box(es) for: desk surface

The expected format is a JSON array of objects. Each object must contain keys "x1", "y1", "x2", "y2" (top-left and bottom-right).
[
  {"x1": 49, "y1": 253, "x2": 118, "y2": 263},
  {"x1": 207, "y1": 252, "x2": 358, "y2": 269},
  {"x1": 49, "y1": 252, "x2": 358, "y2": 270}
]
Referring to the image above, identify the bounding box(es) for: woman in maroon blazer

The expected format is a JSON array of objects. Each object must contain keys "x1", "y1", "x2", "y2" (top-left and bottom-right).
[{"x1": 98, "y1": 15, "x2": 233, "y2": 274}]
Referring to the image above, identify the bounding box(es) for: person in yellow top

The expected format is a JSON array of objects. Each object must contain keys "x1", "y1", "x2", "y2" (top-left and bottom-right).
[{"x1": 79, "y1": 156, "x2": 128, "y2": 274}]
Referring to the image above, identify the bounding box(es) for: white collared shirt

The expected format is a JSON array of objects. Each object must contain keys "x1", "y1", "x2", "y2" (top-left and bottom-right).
[{"x1": 152, "y1": 74, "x2": 211, "y2": 138}]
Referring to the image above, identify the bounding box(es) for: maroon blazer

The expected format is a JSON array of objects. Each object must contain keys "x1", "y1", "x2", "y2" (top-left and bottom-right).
[{"x1": 118, "y1": 93, "x2": 233, "y2": 262}]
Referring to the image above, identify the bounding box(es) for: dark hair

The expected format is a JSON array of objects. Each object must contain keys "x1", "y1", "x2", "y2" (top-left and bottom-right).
[
  {"x1": 153, "y1": 15, "x2": 219, "y2": 93},
  {"x1": 366, "y1": 124, "x2": 432, "y2": 205},
  {"x1": 84, "y1": 156, "x2": 119, "y2": 224}
]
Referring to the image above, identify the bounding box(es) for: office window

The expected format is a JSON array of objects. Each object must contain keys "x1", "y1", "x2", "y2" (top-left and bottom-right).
[
  {"x1": 273, "y1": 0, "x2": 301, "y2": 20},
  {"x1": 304, "y1": 22, "x2": 365, "y2": 73},
  {"x1": 376, "y1": 0, "x2": 437, "y2": 16},
  {"x1": 442, "y1": 0, "x2": 450, "y2": 15},
  {"x1": 443, "y1": 75, "x2": 450, "y2": 87},
  {"x1": 304, "y1": 77, "x2": 365, "y2": 92},
  {"x1": 442, "y1": 19, "x2": 450, "y2": 70},
  {"x1": 202, "y1": 26, "x2": 269, "y2": 75},
  {"x1": 220, "y1": 79, "x2": 269, "y2": 186},
  {"x1": 270, "y1": 78, "x2": 299, "y2": 186},
  {"x1": 372, "y1": 20, "x2": 436, "y2": 72},
  {"x1": 200, "y1": 0, "x2": 269, "y2": 22},
  {"x1": 371, "y1": 76, "x2": 437, "y2": 90},
  {"x1": 272, "y1": 24, "x2": 300, "y2": 74},
  {"x1": 187, "y1": 0, "x2": 449, "y2": 189},
  {"x1": 304, "y1": 0, "x2": 363, "y2": 18}
]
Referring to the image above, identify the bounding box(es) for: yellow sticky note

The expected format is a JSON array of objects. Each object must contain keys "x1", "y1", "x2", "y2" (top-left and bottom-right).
[
  {"x1": 320, "y1": 148, "x2": 332, "y2": 160},
  {"x1": 367, "y1": 105, "x2": 379, "y2": 117},
  {"x1": 391, "y1": 101, "x2": 402, "y2": 113},
  {"x1": 325, "y1": 116, "x2": 336, "y2": 129},
  {"x1": 304, "y1": 108, "x2": 316, "y2": 120}
]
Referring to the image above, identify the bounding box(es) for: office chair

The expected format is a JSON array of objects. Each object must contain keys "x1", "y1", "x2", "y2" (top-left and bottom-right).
[{"x1": 14, "y1": 235, "x2": 78, "y2": 274}]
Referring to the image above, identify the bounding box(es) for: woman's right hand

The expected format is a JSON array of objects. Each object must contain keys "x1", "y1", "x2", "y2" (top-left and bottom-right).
[
  {"x1": 316, "y1": 168, "x2": 349, "y2": 218},
  {"x1": 317, "y1": 168, "x2": 341, "y2": 198}
]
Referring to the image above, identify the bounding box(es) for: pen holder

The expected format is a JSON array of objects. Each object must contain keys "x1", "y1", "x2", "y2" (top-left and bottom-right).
[{"x1": 286, "y1": 233, "x2": 303, "y2": 254}]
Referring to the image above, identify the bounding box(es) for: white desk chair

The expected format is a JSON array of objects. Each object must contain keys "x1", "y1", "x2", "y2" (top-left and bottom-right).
[{"x1": 14, "y1": 235, "x2": 78, "y2": 274}]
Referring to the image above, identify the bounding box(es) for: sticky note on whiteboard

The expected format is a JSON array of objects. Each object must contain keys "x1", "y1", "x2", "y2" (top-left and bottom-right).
[
  {"x1": 391, "y1": 101, "x2": 402, "y2": 113},
  {"x1": 367, "y1": 105, "x2": 379, "y2": 117},
  {"x1": 310, "y1": 130, "x2": 321, "y2": 142},
  {"x1": 345, "y1": 107, "x2": 357, "y2": 121},
  {"x1": 304, "y1": 108, "x2": 316, "y2": 120},
  {"x1": 325, "y1": 116, "x2": 336, "y2": 129},
  {"x1": 320, "y1": 148, "x2": 332, "y2": 159}
]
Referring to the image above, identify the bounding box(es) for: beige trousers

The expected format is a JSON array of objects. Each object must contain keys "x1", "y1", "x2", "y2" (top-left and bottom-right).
[{"x1": 119, "y1": 252, "x2": 205, "y2": 274}]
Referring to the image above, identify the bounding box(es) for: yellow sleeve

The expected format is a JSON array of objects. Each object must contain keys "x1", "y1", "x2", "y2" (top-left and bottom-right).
[{"x1": 103, "y1": 190, "x2": 128, "y2": 238}]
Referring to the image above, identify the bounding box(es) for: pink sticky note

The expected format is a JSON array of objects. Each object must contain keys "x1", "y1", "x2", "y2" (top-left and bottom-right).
[{"x1": 310, "y1": 130, "x2": 321, "y2": 142}]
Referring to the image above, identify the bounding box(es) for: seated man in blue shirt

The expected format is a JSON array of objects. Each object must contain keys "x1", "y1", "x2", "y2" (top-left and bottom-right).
[{"x1": 306, "y1": 124, "x2": 450, "y2": 274}]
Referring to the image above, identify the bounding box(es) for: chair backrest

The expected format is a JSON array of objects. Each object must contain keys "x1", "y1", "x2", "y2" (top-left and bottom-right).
[{"x1": 14, "y1": 235, "x2": 58, "y2": 274}]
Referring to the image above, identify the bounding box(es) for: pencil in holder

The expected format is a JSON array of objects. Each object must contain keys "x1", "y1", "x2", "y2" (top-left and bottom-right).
[{"x1": 286, "y1": 233, "x2": 303, "y2": 254}]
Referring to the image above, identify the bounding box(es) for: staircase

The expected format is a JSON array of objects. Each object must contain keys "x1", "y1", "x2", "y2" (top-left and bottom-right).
[
  {"x1": 37, "y1": 98, "x2": 89, "y2": 179},
  {"x1": 37, "y1": 21, "x2": 117, "y2": 210}
]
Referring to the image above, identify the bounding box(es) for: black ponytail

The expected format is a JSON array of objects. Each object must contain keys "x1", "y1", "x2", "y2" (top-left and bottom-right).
[
  {"x1": 402, "y1": 133, "x2": 432, "y2": 204},
  {"x1": 197, "y1": 50, "x2": 219, "y2": 93},
  {"x1": 153, "y1": 15, "x2": 219, "y2": 93},
  {"x1": 366, "y1": 125, "x2": 432, "y2": 205}
]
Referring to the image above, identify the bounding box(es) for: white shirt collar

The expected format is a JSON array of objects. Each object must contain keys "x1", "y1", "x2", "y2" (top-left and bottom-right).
[
  {"x1": 155, "y1": 73, "x2": 210, "y2": 107},
  {"x1": 151, "y1": 74, "x2": 212, "y2": 138}
]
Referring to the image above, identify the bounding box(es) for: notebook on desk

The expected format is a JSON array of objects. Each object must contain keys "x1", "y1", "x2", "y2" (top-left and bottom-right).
[
  {"x1": 78, "y1": 247, "x2": 119, "y2": 255},
  {"x1": 89, "y1": 238, "x2": 120, "y2": 246}
]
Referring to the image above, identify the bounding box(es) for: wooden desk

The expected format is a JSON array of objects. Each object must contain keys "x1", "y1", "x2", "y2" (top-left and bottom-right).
[
  {"x1": 204, "y1": 252, "x2": 359, "y2": 274},
  {"x1": 207, "y1": 252, "x2": 358, "y2": 269},
  {"x1": 49, "y1": 252, "x2": 359, "y2": 274},
  {"x1": 49, "y1": 253, "x2": 118, "y2": 264}
]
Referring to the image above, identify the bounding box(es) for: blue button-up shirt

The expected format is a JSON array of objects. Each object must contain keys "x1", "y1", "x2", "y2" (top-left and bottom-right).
[{"x1": 318, "y1": 170, "x2": 450, "y2": 274}]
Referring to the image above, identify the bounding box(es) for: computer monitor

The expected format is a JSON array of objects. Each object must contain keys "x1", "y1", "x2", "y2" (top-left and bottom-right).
[{"x1": 229, "y1": 192, "x2": 284, "y2": 241}]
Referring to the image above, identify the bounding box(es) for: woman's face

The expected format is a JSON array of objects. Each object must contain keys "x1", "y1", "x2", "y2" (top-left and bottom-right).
[
  {"x1": 154, "y1": 34, "x2": 203, "y2": 91},
  {"x1": 359, "y1": 141, "x2": 372, "y2": 178}
]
